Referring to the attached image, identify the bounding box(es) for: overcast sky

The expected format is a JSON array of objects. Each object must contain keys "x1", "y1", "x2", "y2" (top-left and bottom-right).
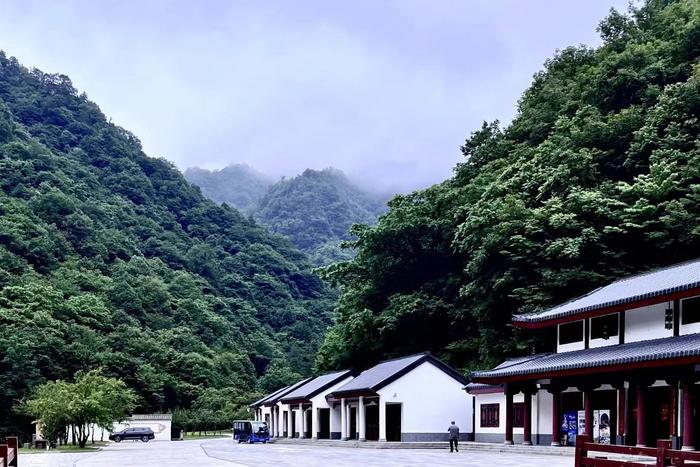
[{"x1": 0, "y1": 0, "x2": 630, "y2": 194}]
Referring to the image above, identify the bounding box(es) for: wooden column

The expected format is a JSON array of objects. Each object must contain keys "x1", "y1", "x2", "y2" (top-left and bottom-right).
[
  {"x1": 523, "y1": 390, "x2": 533, "y2": 445},
  {"x1": 549, "y1": 388, "x2": 562, "y2": 446},
  {"x1": 584, "y1": 388, "x2": 594, "y2": 437},
  {"x1": 670, "y1": 382, "x2": 678, "y2": 439},
  {"x1": 682, "y1": 381, "x2": 695, "y2": 451},
  {"x1": 636, "y1": 384, "x2": 646, "y2": 447},
  {"x1": 504, "y1": 389, "x2": 514, "y2": 445},
  {"x1": 612, "y1": 382, "x2": 626, "y2": 445}
]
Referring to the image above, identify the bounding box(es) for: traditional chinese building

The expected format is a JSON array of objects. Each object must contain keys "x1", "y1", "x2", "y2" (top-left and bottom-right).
[{"x1": 468, "y1": 259, "x2": 700, "y2": 450}]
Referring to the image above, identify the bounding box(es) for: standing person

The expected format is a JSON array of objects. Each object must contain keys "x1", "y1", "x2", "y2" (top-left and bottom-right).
[{"x1": 448, "y1": 421, "x2": 460, "y2": 452}]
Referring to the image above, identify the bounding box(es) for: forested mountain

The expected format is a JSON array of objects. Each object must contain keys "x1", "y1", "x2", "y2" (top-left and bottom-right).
[
  {"x1": 187, "y1": 166, "x2": 387, "y2": 266},
  {"x1": 0, "y1": 52, "x2": 333, "y2": 433},
  {"x1": 256, "y1": 169, "x2": 386, "y2": 265},
  {"x1": 315, "y1": 0, "x2": 700, "y2": 373},
  {"x1": 183, "y1": 165, "x2": 272, "y2": 214}
]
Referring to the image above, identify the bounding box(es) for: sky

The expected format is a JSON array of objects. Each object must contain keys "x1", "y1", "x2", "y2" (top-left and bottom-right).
[{"x1": 0, "y1": 0, "x2": 631, "y2": 194}]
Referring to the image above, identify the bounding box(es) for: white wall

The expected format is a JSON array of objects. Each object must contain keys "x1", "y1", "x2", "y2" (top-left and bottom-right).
[
  {"x1": 625, "y1": 303, "x2": 673, "y2": 342},
  {"x1": 473, "y1": 391, "x2": 553, "y2": 441},
  {"x1": 474, "y1": 392, "x2": 506, "y2": 436},
  {"x1": 112, "y1": 418, "x2": 172, "y2": 441},
  {"x1": 376, "y1": 361, "x2": 472, "y2": 436}
]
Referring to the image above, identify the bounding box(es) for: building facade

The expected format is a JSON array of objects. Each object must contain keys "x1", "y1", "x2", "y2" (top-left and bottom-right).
[
  {"x1": 253, "y1": 353, "x2": 472, "y2": 443},
  {"x1": 327, "y1": 353, "x2": 472, "y2": 442},
  {"x1": 469, "y1": 259, "x2": 700, "y2": 450}
]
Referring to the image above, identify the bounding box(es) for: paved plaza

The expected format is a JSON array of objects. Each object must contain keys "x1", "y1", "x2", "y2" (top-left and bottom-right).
[{"x1": 19, "y1": 438, "x2": 574, "y2": 467}]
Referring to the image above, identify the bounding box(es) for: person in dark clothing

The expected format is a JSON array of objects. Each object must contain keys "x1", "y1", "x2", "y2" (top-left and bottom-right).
[{"x1": 448, "y1": 421, "x2": 459, "y2": 452}]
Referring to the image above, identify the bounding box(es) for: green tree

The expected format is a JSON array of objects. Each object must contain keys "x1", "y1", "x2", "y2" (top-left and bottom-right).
[{"x1": 24, "y1": 371, "x2": 136, "y2": 448}]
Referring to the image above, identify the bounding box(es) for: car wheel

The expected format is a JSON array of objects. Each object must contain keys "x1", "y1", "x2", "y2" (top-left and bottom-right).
[
  {"x1": 141, "y1": 436, "x2": 149, "y2": 442},
  {"x1": 114, "y1": 436, "x2": 122, "y2": 443}
]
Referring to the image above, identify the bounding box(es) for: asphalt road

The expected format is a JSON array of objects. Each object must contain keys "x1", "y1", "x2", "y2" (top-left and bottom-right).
[{"x1": 20, "y1": 438, "x2": 573, "y2": 466}]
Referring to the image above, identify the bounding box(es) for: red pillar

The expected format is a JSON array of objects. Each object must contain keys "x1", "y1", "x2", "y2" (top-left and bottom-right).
[
  {"x1": 523, "y1": 391, "x2": 532, "y2": 445},
  {"x1": 504, "y1": 390, "x2": 514, "y2": 445},
  {"x1": 551, "y1": 389, "x2": 561, "y2": 446},
  {"x1": 636, "y1": 384, "x2": 646, "y2": 447},
  {"x1": 584, "y1": 388, "x2": 593, "y2": 437},
  {"x1": 682, "y1": 381, "x2": 695, "y2": 451},
  {"x1": 617, "y1": 386, "x2": 626, "y2": 444},
  {"x1": 670, "y1": 383, "x2": 678, "y2": 438}
]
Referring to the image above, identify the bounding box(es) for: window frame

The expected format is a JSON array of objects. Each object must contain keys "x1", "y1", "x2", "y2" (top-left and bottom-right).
[
  {"x1": 558, "y1": 320, "x2": 584, "y2": 345},
  {"x1": 590, "y1": 313, "x2": 619, "y2": 340},
  {"x1": 681, "y1": 296, "x2": 700, "y2": 325},
  {"x1": 512, "y1": 402, "x2": 525, "y2": 428},
  {"x1": 480, "y1": 403, "x2": 500, "y2": 428}
]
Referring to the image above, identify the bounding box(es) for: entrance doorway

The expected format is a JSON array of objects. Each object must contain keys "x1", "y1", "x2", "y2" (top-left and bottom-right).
[
  {"x1": 365, "y1": 404, "x2": 379, "y2": 441},
  {"x1": 386, "y1": 403, "x2": 402, "y2": 441},
  {"x1": 318, "y1": 408, "x2": 330, "y2": 439},
  {"x1": 349, "y1": 407, "x2": 357, "y2": 439},
  {"x1": 283, "y1": 411, "x2": 288, "y2": 437},
  {"x1": 291, "y1": 411, "x2": 296, "y2": 438}
]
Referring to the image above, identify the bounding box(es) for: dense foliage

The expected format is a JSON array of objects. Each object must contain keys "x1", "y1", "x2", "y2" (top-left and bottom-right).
[
  {"x1": 316, "y1": 0, "x2": 700, "y2": 373},
  {"x1": 24, "y1": 371, "x2": 136, "y2": 448},
  {"x1": 0, "y1": 52, "x2": 334, "y2": 434},
  {"x1": 188, "y1": 167, "x2": 387, "y2": 266},
  {"x1": 184, "y1": 165, "x2": 272, "y2": 215}
]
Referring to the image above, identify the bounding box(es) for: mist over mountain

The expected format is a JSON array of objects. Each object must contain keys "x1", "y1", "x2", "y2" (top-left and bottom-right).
[
  {"x1": 186, "y1": 166, "x2": 387, "y2": 265},
  {"x1": 184, "y1": 164, "x2": 273, "y2": 214}
]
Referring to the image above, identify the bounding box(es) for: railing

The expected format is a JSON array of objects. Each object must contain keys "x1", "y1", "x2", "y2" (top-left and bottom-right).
[
  {"x1": 0, "y1": 436, "x2": 18, "y2": 467},
  {"x1": 575, "y1": 435, "x2": 700, "y2": 466}
]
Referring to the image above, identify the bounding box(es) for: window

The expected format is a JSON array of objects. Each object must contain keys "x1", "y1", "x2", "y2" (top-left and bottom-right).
[
  {"x1": 590, "y1": 313, "x2": 619, "y2": 340},
  {"x1": 559, "y1": 320, "x2": 584, "y2": 345},
  {"x1": 512, "y1": 402, "x2": 525, "y2": 428},
  {"x1": 480, "y1": 404, "x2": 499, "y2": 428},
  {"x1": 682, "y1": 296, "x2": 700, "y2": 325}
]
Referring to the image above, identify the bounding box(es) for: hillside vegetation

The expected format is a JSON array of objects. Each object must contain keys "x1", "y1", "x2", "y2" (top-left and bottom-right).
[
  {"x1": 316, "y1": 0, "x2": 700, "y2": 373},
  {"x1": 187, "y1": 167, "x2": 386, "y2": 266},
  {"x1": 0, "y1": 52, "x2": 333, "y2": 432}
]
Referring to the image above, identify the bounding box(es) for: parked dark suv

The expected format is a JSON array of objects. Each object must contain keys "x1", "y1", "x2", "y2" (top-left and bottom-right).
[{"x1": 109, "y1": 427, "x2": 155, "y2": 443}]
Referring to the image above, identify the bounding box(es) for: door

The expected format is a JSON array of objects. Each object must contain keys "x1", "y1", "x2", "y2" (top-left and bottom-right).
[
  {"x1": 319, "y1": 408, "x2": 330, "y2": 439},
  {"x1": 365, "y1": 404, "x2": 379, "y2": 441},
  {"x1": 291, "y1": 411, "x2": 296, "y2": 438},
  {"x1": 349, "y1": 407, "x2": 357, "y2": 439},
  {"x1": 386, "y1": 403, "x2": 402, "y2": 442}
]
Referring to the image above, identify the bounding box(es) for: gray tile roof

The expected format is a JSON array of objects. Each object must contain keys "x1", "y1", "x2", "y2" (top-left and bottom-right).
[
  {"x1": 249, "y1": 385, "x2": 290, "y2": 408},
  {"x1": 471, "y1": 332, "x2": 700, "y2": 382},
  {"x1": 330, "y1": 352, "x2": 466, "y2": 396},
  {"x1": 332, "y1": 354, "x2": 425, "y2": 394},
  {"x1": 280, "y1": 370, "x2": 353, "y2": 402},
  {"x1": 513, "y1": 258, "x2": 700, "y2": 324},
  {"x1": 255, "y1": 377, "x2": 314, "y2": 407}
]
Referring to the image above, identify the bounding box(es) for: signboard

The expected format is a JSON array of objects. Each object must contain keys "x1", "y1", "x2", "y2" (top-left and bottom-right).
[{"x1": 574, "y1": 409, "x2": 611, "y2": 444}]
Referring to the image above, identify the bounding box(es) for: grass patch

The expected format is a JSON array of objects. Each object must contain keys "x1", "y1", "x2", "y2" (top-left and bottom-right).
[{"x1": 20, "y1": 442, "x2": 107, "y2": 454}]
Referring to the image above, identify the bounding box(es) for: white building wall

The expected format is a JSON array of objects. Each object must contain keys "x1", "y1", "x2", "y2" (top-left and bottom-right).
[
  {"x1": 625, "y1": 303, "x2": 673, "y2": 342},
  {"x1": 473, "y1": 391, "x2": 554, "y2": 445},
  {"x1": 376, "y1": 361, "x2": 472, "y2": 441}
]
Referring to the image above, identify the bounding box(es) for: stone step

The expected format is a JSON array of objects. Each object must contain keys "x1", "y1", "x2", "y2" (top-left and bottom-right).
[{"x1": 269, "y1": 438, "x2": 576, "y2": 455}]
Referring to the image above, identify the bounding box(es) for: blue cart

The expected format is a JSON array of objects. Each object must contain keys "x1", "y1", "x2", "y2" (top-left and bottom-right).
[{"x1": 233, "y1": 420, "x2": 270, "y2": 444}]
